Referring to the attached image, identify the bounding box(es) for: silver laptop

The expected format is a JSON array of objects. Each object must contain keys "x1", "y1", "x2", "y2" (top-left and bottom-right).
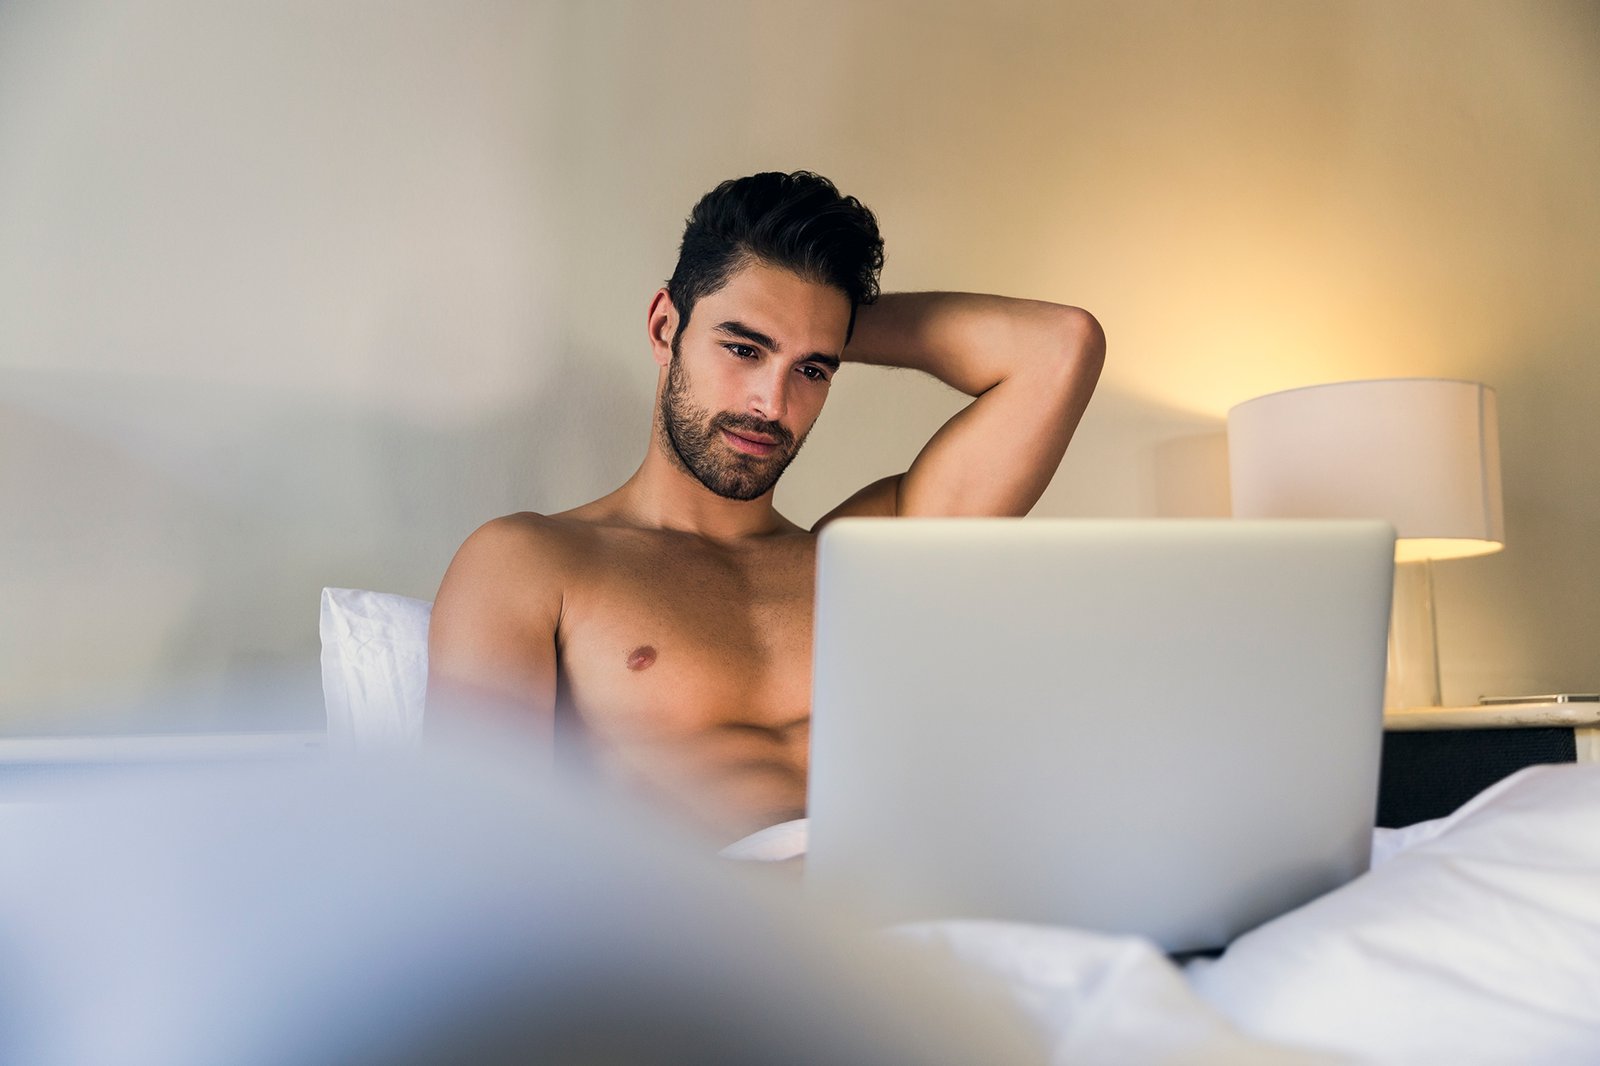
[{"x1": 805, "y1": 518, "x2": 1395, "y2": 952}]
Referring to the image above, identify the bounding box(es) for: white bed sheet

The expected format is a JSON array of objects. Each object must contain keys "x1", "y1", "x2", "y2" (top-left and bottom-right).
[
  {"x1": 1190, "y1": 763, "x2": 1600, "y2": 1063},
  {"x1": 725, "y1": 764, "x2": 1600, "y2": 1064}
]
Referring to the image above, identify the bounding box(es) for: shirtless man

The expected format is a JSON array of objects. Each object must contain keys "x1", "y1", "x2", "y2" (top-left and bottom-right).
[{"x1": 426, "y1": 171, "x2": 1104, "y2": 844}]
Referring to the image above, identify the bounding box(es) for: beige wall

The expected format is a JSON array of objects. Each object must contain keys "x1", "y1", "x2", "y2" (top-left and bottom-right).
[{"x1": 3, "y1": 0, "x2": 1596, "y2": 732}]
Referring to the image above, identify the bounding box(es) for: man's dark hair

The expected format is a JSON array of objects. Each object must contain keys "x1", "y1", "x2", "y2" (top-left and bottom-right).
[{"x1": 665, "y1": 171, "x2": 884, "y2": 347}]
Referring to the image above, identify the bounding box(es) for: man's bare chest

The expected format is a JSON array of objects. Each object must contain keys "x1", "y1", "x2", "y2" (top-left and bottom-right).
[{"x1": 555, "y1": 536, "x2": 817, "y2": 738}]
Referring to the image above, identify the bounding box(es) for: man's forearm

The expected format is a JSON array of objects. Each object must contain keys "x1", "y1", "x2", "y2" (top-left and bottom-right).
[
  {"x1": 842, "y1": 292, "x2": 1102, "y2": 397},
  {"x1": 832, "y1": 290, "x2": 1104, "y2": 519}
]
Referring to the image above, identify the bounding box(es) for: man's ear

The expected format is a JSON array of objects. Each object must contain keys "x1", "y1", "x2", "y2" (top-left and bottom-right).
[{"x1": 646, "y1": 288, "x2": 678, "y2": 369}]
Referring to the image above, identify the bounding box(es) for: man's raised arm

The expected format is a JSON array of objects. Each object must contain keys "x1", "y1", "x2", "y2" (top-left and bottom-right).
[{"x1": 816, "y1": 292, "x2": 1104, "y2": 525}]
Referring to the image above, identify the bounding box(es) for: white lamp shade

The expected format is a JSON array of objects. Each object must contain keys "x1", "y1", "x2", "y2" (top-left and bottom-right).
[{"x1": 1228, "y1": 379, "x2": 1504, "y2": 562}]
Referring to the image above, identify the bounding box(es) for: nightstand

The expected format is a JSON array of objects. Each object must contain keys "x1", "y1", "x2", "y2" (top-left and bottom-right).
[{"x1": 1377, "y1": 702, "x2": 1600, "y2": 828}]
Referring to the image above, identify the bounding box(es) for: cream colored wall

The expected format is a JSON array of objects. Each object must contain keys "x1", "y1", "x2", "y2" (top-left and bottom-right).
[{"x1": 3, "y1": 0, "x2": 1595, "y2": 732}]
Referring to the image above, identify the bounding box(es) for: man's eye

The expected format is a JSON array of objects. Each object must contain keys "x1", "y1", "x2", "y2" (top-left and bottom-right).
[
  {"x1": 725, "y1": 344, "x2": 758, "y2": 360},
  {"x1": 798, "y1": 365, "x2": 830, "y2": 383}
]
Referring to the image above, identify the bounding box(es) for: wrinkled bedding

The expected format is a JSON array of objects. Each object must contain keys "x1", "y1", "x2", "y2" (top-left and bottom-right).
[{"x1": 726, "y1": 764, "x2": 1600, "y2": 1064}]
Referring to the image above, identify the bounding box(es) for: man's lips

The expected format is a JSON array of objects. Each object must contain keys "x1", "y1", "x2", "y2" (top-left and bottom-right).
[{"x1": 722, "y1": 428, "x2": 780, "y2": 456}]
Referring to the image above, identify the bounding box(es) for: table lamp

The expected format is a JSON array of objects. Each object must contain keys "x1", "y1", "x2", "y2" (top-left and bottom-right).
[{"x1": 1227, "y1": 379, "x2": 1504, "y2": 709}]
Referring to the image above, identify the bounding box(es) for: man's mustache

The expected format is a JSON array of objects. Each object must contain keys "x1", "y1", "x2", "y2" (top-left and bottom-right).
[{"x1": 712, "y1": 414, "x2": 794, "y2": 449}]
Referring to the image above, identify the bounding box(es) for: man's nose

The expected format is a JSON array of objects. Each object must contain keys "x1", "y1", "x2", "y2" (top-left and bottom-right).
[{"x1": 748, "y1": 367, "x2": 789, "y2": 422}]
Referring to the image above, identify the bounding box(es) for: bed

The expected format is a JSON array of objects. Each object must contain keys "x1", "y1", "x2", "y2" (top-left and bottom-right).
[
  {"x1": 312, "y1": 586, "x2": 1600, "y2": 1062},
  {"x1": 11, "y1": 589, "x2": 1579, "y2": 1061}
]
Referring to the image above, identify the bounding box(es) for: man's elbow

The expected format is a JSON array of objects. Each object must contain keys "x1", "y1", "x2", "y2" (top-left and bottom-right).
[
  {"x1": 1059, "y1": 305, "x2": 1106, "y2": 369},
  {"x1": 1039, "y1": 306, "x2": 1105, "y2": 396}
]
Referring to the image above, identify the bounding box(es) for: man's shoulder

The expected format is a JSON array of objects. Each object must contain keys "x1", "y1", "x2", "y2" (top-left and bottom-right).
[
  {"x1": 449, "y1": 511, "x2": 598, "y2": 586},
  {"x1": 435, "y1": 511, "x2": 611, "y2": 635},
  {"x1": 461, "y1": 506, "x2": 685, "y2": 576},
  {"x1": 473, "y1": 509, "x2": 590, "y2": 541},
  {"x1": 441, "y1": 512, "x2": 579, "y2": 592}
]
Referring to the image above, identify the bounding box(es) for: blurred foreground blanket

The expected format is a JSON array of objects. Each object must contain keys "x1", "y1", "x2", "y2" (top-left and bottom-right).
[{"x1": 3, "y1": 749, "x2": 1594, "y2": 1065}]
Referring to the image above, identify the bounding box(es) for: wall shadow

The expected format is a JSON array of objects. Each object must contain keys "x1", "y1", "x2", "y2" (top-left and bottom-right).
[{"x1": 3, "y1": 350, "x2": 650, "y2": 736}]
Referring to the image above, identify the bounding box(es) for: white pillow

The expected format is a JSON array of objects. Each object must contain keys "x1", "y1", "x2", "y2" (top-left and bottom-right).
[
  {"x1": 318, "y1": 588, "x2": 432, "y2": 747},
  {"x1": 1188, "y1": 763, "x2": 1600, "y2": 1063}
]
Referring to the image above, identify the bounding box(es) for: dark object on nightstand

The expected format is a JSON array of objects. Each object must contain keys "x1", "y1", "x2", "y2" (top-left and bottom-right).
[{"x1": 1377, "y1": 727, "x2": 1577, "y2": 828}]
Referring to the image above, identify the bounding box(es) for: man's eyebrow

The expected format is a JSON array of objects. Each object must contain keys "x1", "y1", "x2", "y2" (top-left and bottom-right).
[
  {"x1": 713, "y1": 320, "x2": 841, "y2": 369},
  {"x1": 714, "y1": 320, "x2": 777, "y2": 350}
]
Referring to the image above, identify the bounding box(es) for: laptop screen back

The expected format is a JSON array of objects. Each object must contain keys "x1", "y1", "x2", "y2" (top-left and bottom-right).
[{"x1": 805, "y1": 518, "x2": 1395, "y2": 952}]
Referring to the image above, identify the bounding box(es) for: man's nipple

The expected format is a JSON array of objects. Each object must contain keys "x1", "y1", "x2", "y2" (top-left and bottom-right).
[{"x1": 625, "y1": 645, "x2": 658, "y2": 671}]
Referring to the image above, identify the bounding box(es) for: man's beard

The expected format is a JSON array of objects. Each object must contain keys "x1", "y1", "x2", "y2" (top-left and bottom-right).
[{"x1": 658, "y1": 350, "x2": 809, "y2": 502}]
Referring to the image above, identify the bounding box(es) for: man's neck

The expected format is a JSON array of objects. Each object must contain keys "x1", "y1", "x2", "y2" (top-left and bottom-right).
[{"x1": 601, "y1": 438, "x2": 795, "y2": 541}]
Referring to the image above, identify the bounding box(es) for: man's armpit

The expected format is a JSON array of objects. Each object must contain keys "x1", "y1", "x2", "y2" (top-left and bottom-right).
[{"x1": 811, "y1": 474, "x2": 902, "y2": 533}]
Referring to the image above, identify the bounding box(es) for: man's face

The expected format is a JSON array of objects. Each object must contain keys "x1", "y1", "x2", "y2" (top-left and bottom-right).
[{"x1": 656, "y1": 259, "x2": 850, "y2": 502}]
